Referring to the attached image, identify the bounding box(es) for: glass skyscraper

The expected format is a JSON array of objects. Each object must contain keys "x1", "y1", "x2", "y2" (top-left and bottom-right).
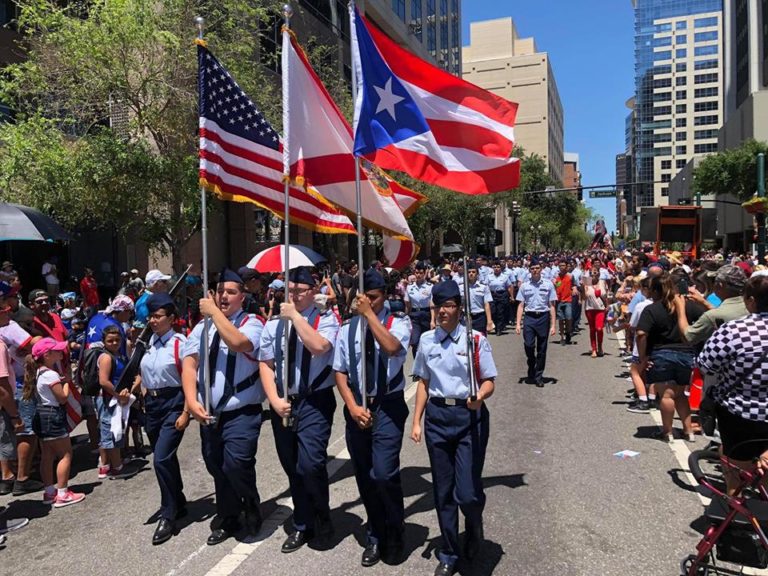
[{"x1": 632, "y1": 0, "x2": 723, "y2": 211}]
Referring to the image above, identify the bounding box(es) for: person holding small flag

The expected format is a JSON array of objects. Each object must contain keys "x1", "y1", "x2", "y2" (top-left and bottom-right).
[
  {"x1": 333, "y1": 268, "x2": 412, "y2": 567},
  {"x1": 410, "y1": 280, "x2": 497, "y2": 576},
  {"x1": 258, "y1": 266, "x2": 340, "y2": 554}
]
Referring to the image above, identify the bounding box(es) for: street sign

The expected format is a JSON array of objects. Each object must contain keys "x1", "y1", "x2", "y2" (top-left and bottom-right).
[{"x1": 589, "y1": 190, "x2": 617, "y2": 199}]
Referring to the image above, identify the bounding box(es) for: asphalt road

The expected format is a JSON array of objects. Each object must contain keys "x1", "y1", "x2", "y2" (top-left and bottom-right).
[{"x1": 0, "y1": 325, "x2": 723, "y2": 576}]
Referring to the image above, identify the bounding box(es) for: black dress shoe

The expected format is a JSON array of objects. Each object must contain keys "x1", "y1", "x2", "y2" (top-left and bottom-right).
[
  {"x1": 207, "y1": 518, "x2": 240, "y2": 546},
  {"x1": 153, "y1": 518, "x2": 175, "y2": 545},
  {"x1": 434, "y1": 561, "x2": 456, "y2": 576},
  {"x1": 281, "y1": 530, "x2": 308, "y2": 553},
  {"x1": 361, "y1": 542, "x2": 381, "y2": 567},
  {"x1": 535, "y1": 378, "x2": 545, "y2": 388}
]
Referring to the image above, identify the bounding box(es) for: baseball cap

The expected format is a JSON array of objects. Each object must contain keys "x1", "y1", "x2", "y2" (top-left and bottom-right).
[
  {"x1": 145, "y1": 269, "x2": 172, "y2": 288},
  {"x1": 60, "y1": 308, "x2": 78, "y2": 321},
  {"x1": 269, "y1": 279, "x2": 285, "y2": 290},
  {"x1": 237, "y1": 266, "x2": 261, "y2": 282},
  {"x1": 130, "y1": 268, "x2": 139, "y2": 275},
  {"x1": 715, "y1": 265, "x2": 748, "y2": 289},
  {"x1": 106, "y1": 294, "x2": 135, "y2": 313},
  {"x1": 31, "y1": 337, "x2": 67, "y2": 359},
  {"x1": 28, "y1": 289, "x2": 48, "y2": 302},
  {"x1": 735, "y1": 261, "x2": 753, "y2": 277}
]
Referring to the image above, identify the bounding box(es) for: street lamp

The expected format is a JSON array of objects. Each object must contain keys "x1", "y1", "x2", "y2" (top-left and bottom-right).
[
  {"x1": 530, "y1": 224, "x2": 542, "y2": 253},
  {"x1": 511, "y1": 201, "x2": 521, "y2": 255}
]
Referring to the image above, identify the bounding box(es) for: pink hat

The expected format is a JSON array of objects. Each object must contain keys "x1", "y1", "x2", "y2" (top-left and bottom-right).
[{"x1": 31, "y1": 337, "x2": 67, "y2": 360}]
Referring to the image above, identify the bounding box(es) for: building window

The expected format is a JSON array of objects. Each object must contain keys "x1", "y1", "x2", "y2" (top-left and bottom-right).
[
  {"x1": 695, "y1": 129, "x2": 719, "y2": 139},
  {"x1": 677, "y1": 159, "x2": 687, "y2": 169},
  {"x1": 391, "y1": 0, "x2": 405, "y2": 21},
  {"x1": 695, "y1": 73, "x2": 718, "y2": 84},
  {"x1": 654, "y1": 77, "x2": 672, "y2": 88},
  {"x1": 411, "y1": 0, "x2": 423, "y2": 41},
  {"x1": 676, "y1": 76, "x2": 687, "y2": 86},
  {"x1": 676, "y1": 104, "x2": 687, "y2": 113},
  {"x1": 676, "y1": 90, "x2": 687, "y2": 99},
  {"x1": 676, "y1": 62, "x2": 687, "y2": 72},
  {"x1": 654, "y1": 147, "x2": 672, "y2": 156},
  {"x1": 653, "y1": 91, "x2": 672, "y2": 102},
  {"x1": 676, "y1": 21, "x2": 687, "y2": 30},
  {"x1": 694, "y1": 87, "x2": 718, "y2": 98},
  {"x1": 661, "y1": 173, "x2": 671, "y2": 183},
  {"x1": 655, "y1": 50, "x2": 672, "y2": 62},
  {"x1": 676, "y1": 118, "x2": 687, "y2": 127},
  {"x1": 677, "y1": 145, "x2": 687, "y2": 155},
  {"x1": 427, "y1": 0, "x2": 436, "y2": 56},
  {"x1": 694, "y1": 115, "x2": 719, "y2": 125},
  {"x1": 694, "y1": 16, "x2": 719, "y2": 28},
  {"x1": 676, "y1": 131, "x2": 687, "y2": 141},
  {"x1": 676, "y1": 48, "x2": 687, "y2": 58},
  {"x1": 694, "y1": 45, "x2": 718, "y2": 57},
  {"x1": 653, "y1": 64, "x2": 672, "y2": 74},
  {"x1": 661, "y1": 187, "x2": 669, "y2": 196},
  {"x1": 694, "y1": 143, "x2": 718, "y2": 153},
  {"x1": 653, "y1": 36, "x2": 673, "y2": 47},
  {"x1": 654, "y1": 133, "x2": 672, "y2": 143},
  {"x1": 676, "y1": 34, "x2": 687, "y2": 44},
  {"x1": 654, "y1": 106, "x2": 672, "y2": 116},
  {"x1": 661, "y1": 160, "x2": 672, "y2": 169},
  {"x1": 695, "y1": 59, "x2": 718, "y2": 70},
  {"x1": 694, "y1": 30, "x2": 718, "y2": 42},
  {"x1": 694, "y1": 100, "x2": 718, "y2": 112}
]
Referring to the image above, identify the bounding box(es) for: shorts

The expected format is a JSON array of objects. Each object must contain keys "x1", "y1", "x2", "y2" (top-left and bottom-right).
[
  {"x1": 33, "y1": 405, "x2": 69, "y2": 441},
  {"x1": 556, "y1": 302, "x2": 572, "y2": 321},
  {"x1": 629, "y1": 355, "x2": 641, "y2": 365},
  {"x1": 80, "y1": 394, "x2": 96, "y2": 418},
  {"x1": 646, "y1": 348, "x2": 694, "y2": 387},
  {"x1": 716, "y1": 403, "x2": 768, "y2": 460},
  {"x1": 96, "y1": 396, "x2": 124, "y2": 450},
  {"x1": 17, "y1": 398, "x2": 37, "y2": 436},
  {"x1": 0, "y1": 410, "x2": 17, "y2": 460}
]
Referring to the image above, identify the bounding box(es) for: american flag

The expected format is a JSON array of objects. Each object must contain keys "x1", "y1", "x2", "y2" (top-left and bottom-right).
[{"x1": 197, "y1": 43, "x2": 355, "y2": 234}]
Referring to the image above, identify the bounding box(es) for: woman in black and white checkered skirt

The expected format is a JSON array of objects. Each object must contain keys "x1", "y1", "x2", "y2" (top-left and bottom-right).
[{"x1": 699, "y1": 274, "x2": 768, "y2": 495}]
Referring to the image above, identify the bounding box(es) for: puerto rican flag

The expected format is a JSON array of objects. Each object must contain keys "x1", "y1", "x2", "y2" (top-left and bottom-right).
[{"x1": 350, "y1": 6, "x2": 520, "y2": 195}]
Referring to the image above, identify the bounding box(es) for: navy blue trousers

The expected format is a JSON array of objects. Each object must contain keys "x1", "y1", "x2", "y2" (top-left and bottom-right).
[
  {"x1": 523, "y1": 313, "x2": 550, "y2": 381},
  {"x1": 272, "y1": 387, "x2": 336, "y2": 532},
  {"x1": 145, "y1": 388, "x2": 186, "y2": 520},
  {"x1": 425, "y1": 401, "x2": 489, "y2": 566},
  {"x1": 344, "y1": 392, "x2": 408, "y2": 546},
  {"x1": 199, "y1": 404, "x2": 262, "y2": 520},
  {"x1": 571, "y1": 295, "x2": 582, "y2": 330},
  {"x1": 471, "y1": 312, "x2": 486, "y2": 335},
  {"x1": 491, "y1": 293, "x2": 509, "y2": 332},
  {"x1": 409, "y1": 310, "x2": 431, "y2": 357}
]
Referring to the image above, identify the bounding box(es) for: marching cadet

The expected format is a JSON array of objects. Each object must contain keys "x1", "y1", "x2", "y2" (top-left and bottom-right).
[
  {"x1": 464, "y1": 261, "x2": 494, "y2": 336},
  {"x1": 515, "y1": 259, "x2": 557, "y2": 388},
  {"x1": 258, "y1": 266, "x2": 340, "y2": 553},
  {"x1": 477, "y1": 256, "x2": 492, "y2": 285},
  {"x1": 138, "y1": 293, "x2": 189, "y2": 545},
  {"x1": 181, "y1": 269, "x2": 265, "y2": 546},
  {"x1": 404, "y1": 262, "x2": 434, "y2": 358},
  {"x1": 487, "y1": 261, "x2": 513, "y2": 336},
  {"x1": 410, "y1": 280, "x2": 497, "y2": 576},
  {"x1": 333, "y1": 268, "x2": 412, "y2": 567}
]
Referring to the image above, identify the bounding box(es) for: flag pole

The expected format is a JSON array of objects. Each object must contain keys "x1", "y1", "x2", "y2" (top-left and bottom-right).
[
  {"x1": 195, "y1": 15, "x2": 214, "y2": 424},
  {"x1": 349, "y1": 1, "x2": 368, "y2": 415},
  {"x1": 281, "y1": 3, "x2": 294, "y2": 428}
]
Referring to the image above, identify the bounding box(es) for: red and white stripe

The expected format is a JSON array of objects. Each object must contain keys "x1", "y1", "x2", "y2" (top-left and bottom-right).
[
  {"x1": 383, "y1": 236, "x2": 419, "y2": 270},
  {"x1": 199, "y1": 118, "x2": 356, "y2": 234},
  {"x1": 355, "y1": 13, "x2": 521, "y2": 195},
  {"x1": 66, "y1": 385, "x2": 82, "y2": 433}
]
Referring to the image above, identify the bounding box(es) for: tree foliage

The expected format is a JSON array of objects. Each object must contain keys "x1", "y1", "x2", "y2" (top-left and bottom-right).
[{"x1": 693, "y1": 139, "x2": 768, "y2": 201}]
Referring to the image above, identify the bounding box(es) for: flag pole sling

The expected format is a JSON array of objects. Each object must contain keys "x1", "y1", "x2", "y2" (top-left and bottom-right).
[
  {"x1": 462, "y1": 255, "x2": 478, "y2": 401},
  {"x1": 349, "y1": 1, "x2": 367, "y2": 412},
  {"x1": 195, "y1": 16, "x2": 214, "y2": 423},
  {"x1": 281, "y1": 4, "x2": 294, "y2": 427}
]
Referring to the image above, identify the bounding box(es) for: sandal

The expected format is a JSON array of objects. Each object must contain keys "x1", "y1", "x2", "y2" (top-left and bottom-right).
[{"x1": 591, "y1": 350, "x2": 597, "y2": 358}]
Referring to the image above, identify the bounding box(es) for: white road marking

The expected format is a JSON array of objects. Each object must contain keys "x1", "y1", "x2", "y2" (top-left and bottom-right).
[{"x1": 167, "y1": 380, "x2": 420, "y2": 576}]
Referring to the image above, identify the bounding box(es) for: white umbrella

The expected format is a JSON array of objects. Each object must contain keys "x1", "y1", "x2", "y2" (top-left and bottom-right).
[{"x1": 246, "y1": 245, "x2": 326, "y2": 273}]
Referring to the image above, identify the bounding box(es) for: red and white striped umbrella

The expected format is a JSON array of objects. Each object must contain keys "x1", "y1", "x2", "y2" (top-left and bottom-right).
[{"x1": 246, "y1": 245, "x2": 327, "y2": 273}]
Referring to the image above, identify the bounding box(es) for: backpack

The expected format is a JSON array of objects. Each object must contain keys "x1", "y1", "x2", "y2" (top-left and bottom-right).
[{"x1": 79, "y1": 345, "x2": 114, "y2": 396}]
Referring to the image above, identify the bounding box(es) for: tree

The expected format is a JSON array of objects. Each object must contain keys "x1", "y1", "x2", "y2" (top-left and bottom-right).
[
  {"x1": 693, "y1": 139, "x2": 768, "y2": 201},
  {"x1": 0, "y1": 0, "x2": 343, "y2": 270}
]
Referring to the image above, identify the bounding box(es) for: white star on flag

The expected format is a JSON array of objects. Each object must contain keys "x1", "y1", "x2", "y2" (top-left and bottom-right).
[{"x1": 373, "y1": 77, "x2": 404, "y2": 121}]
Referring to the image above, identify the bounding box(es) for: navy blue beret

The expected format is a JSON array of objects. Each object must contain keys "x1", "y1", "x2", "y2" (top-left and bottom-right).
[
  {"x1": 432, "y1": 280, "x2": 461, "y2": 306},
  {"x1": 147, "y1": 292, "x2": 175, "y2": 314},
  {"x1": 363, "y1": 268, "x2": 386, "y2": 291},
  {"x1": 288, "y1": 266, "x2": 316, "y2": 287},
  {"x1": 237, "y1": 266, "x2": 261, "y2": 282},
  {"x1": 219, "y1": 268, "x2": 243, "y2": 284},
  {"x1": 466, "y1": 260, "x2": 478, "y2": 270},
  {"x1": 414, "y1": 261, "x2": 427, "y2": 271},
  {"x1": 530, "y1": 257, "x2": 541, "y2": 266}
]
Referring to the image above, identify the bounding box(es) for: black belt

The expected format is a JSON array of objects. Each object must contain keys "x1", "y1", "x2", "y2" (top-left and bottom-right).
[
  {"x1": 525, "y1": 311, "x2": 548, "y2": 317},
  {"x1": 471, "y1": 312, "x2": 484, "y2": 318},
  {"x1": 411, "y1": 307, "x2": 430, "y2": 312},
  {"x1": 429, "y1": 397, "x2": 468, "y2": 407},
  {"x1": 145, "y1": 387, "x2": 183, "y2": 398},
  {"x1": 492, "y1": 290, "x2": 508, "y2": 294}
]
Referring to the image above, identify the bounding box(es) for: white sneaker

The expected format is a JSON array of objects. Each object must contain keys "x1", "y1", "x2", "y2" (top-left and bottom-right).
[{"x1": 0, "y1": 517, "x2": 29, "y2": 534}]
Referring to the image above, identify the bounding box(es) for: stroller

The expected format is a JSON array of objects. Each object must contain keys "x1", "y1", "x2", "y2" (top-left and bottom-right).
[{"x1": 683, "y1": 443, "x2": 768, "y2": 575}]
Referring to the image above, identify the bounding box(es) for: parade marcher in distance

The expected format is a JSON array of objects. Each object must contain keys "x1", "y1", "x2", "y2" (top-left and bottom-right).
[
  {"x1": 238, "y1": 266, "x2": 265, "y2": 316},
  {"x1": 487, "y1": 261, "x2": 513, "y2": 336},
  {"x1": 137, "y1": 293, "x2": 190, "y2": 545},
  {"x1": 333, "y1": 268, "x2": 412, "y2": 567},
  {"x1": 258, "y1": 266, "x2": 340, "y2": 554},
  {"x1": 181, "y1": 268, "x2": 265, "y2": 546},
  {"x1": 410, "y1": 280, "x2": 497, "y2": 576},
  {"x1": 515, "y1": 260, "x2": 557, "y2": 387},
  {"x1": 404, "y1": 262, "x2": 434, "y2": 359},
  {"x1": 464, "y1": 261, "x2": 494, "y2": 336}
]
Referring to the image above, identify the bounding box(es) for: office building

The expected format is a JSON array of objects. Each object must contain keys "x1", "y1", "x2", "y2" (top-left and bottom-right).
[
  {"x1": 564, "y1": 152, "x2": 582, "y2": 201},
  {"x1": 631, "y1": 0, "x2": 724, "y2": 218}
]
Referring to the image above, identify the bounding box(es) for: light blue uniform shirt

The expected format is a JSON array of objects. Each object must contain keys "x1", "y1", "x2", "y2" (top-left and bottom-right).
[
  {"x1": 516, "y1": 278, "x2": 557, "y2": 313},
  {"x1": 571, "y1": 267, "x2": 583, "y2": 287},
  {"x1": 413, "y1": 323, "x2": 497, "y2": 399},
  {"x1": 466, "y1": 281, "x2": 492, "y2": 314},
  {"x1": 451, "y1": 273, "x2": 464, "y2": 288},
  {"x1": 502, "y1": 268, "x2": 516, "y2": 284},
  {"x1": 258, "y1": 305, "x2": 340, "y2": 394},
  {"x1": 487, "y1": 273, "x2": 512, "y2": 293},
  {"x1": 405, "y1": 281, "x2": 433, "y2": 311},
  {"x1": 183, "y1": 310, "x2": 265, "y2": 411},
  {"x1": 333, "y1": 309, "x2": 411, "y2": 397},
  {"x1": 478, "y1": 265, "x2": 492, "y2": 284},
  {"x1": 627, "y1": 291, "x2": 647, "y2": 314},
  {"x1": 515, "y1": 267, "x2": 529, "y2": 285},
  {"x1": 541, "y1": 266, "x2": 555, "y2": 281},
  {"x1": 140, "y1": 330, "x2": 186, "y2": 390}
]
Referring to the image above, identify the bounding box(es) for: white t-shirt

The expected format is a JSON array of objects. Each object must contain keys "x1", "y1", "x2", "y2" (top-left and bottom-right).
[
  {"x1": 630, "y1": 298, "x2": 654, "y2": 357},
  {"x1": 36, "y1": 368, "x2": 62, "y2": 407},
  {"x1": 0, "y1": 320, "x2": 33, "y2": 379},
  {"x1": 42, "y1": 262, "x2": 59, "y2": 285}
]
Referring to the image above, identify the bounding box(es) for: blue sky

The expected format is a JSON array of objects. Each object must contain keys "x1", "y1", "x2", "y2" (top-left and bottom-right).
[{"x1": 461, "y1": 1, "x2": 635, "y2": 231}]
